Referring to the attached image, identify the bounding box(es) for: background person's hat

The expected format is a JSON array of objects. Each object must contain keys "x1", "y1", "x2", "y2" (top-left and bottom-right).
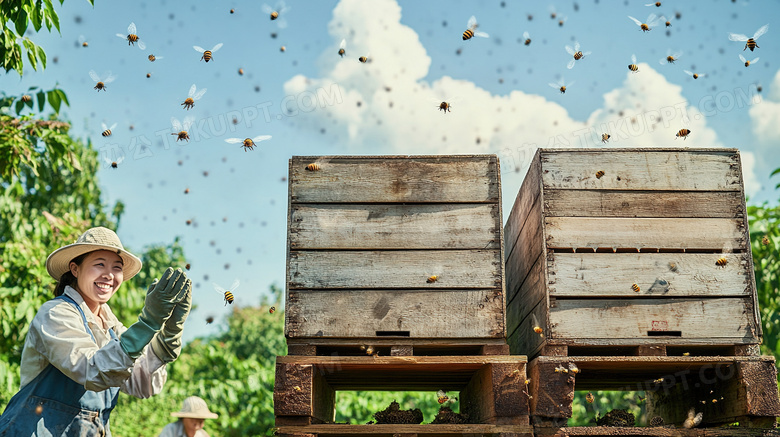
[
  {"x1": 170, "y1": 396, "x2": 219, "y2": 419},
  {"x1": 45, "y1": 227, "x2": 142, "y2": 280}
]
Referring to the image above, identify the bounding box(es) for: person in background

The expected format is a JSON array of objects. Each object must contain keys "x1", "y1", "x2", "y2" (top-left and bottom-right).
[
  {"x1": 0, "y1": 227, "x2": 192, "y2": 436},
  {"x1": 159, "y1": 396, "x2": 219, "y2": 437}
]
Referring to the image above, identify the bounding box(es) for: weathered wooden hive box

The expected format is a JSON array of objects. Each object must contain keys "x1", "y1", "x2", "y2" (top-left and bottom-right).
[
  {"x1": 285, "y1": 155, "x2": 505, "y2": 350},
  {"x1": 505, "y1": 148, "x2": 761, "y2": 358}
]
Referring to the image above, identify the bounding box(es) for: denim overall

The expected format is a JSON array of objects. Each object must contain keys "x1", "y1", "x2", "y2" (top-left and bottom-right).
[{"x1": 0, "y1": 295, "x2": 120, "y2": 436}]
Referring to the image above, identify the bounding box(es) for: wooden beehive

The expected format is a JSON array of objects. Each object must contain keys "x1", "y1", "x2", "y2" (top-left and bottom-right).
[
  {"x1": 505, "y1": 148, "x2": 762, "y2": 358},
  {"x1": 285, "y1": 155, "x2": 505, "y2": 349}
]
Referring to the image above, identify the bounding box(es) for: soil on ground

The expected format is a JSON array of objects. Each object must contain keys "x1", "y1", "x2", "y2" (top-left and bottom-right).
[
  {"x1": 430, "y1": 406, "x2": 469, "y2": 424},
  {"x1": 595, "y1": 409, "x2": 636, "y2": 427},
  {"x1": 372, "y1": 401, "x2": 424, "y2": 424}
]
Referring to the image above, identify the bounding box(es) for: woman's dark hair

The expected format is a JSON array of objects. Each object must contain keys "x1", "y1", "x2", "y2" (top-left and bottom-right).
[{"x1": 53, "y1": 252, "x2": 88, "y2": 297}]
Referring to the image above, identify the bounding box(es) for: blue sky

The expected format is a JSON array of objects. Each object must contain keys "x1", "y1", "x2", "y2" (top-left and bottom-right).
[{"x1": 3, "y1": 0, "x2": 779, "y2": 342}]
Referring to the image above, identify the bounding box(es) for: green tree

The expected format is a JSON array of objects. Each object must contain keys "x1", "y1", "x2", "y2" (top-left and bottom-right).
[{"x1": 1, "y1": 0, "x2": 95, "y2": 76}]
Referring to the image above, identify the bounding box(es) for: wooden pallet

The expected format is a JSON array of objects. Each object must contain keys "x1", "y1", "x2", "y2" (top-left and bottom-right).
[
  {"x1": 275, "y1": 423, "x2": 533, "y2": 436},
  {"x1": 534, "y1": 425, "x2": 780, "y2": 436},
  {"x1": 274, "y1": 355, "x2": 530, "y2": 433},
  {"x1": 527, "y1": 356, "x2": 780, "y2": 430},
  {"x1": 537, "y1": 344, "x2": 760, "y2": 358},
  {"x1": 286, "y1": 338, "x2": 510, "y2": 357}
]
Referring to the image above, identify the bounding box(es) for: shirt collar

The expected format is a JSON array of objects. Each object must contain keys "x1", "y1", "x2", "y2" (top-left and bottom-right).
[{"x1": 63, "y1": 285, "x2": 122, "y2": 330}]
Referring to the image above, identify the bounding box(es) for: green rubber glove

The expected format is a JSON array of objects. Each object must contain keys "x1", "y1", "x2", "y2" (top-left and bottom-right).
[
  {"x1": 151, "y1": 279, "x2": 192, "y2": 363},
  {"x1": 120, "y1": 268, "x2": 189, "y2": 359}
]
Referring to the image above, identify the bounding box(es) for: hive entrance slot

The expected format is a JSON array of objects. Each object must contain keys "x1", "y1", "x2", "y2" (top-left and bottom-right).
[
  {"x1": 647, "y1": 330, "x2": 682, "y2": 337},
  {"x1": 375, "y1": 331, "x2": 410, "y2": 337}
]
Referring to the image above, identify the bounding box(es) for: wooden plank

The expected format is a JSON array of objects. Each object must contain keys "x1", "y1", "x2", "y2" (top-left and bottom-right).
[
  {"x1": 290, "y1": 204, "x2": 500, "y2": 250},
  {"x1": 540, "y1": 427, "x2": 780, "y2": 436},
  {"x1": 549, "y1": 298, "x2": 757, "y2": 342},
  {"x1": 274, "y1": 361, "x2": 334, "y2": 423},
  {"x1": 289, "y1": 155, "x2": 500, "y2": 203},
  {"x1": 545, "y1": 217, "x2": 746, "y2": 250},
  {"x1": 527, "y1": 358, "x2": 574, "y2": 419},
  {"x1": 548, "y1": 253, "x2": 751, "y2": 298},
  {"x1": 286, "y1": 289, "x2": 505, "y2": 339},
  {"x1": 288, "y1": 250, "x2": 501, "y2": 289},
  {"x1": 275, "y1": 424, "x2": 534, "y2": 436},
  {"x1": 507, "y1": 251, "x2": 545, "y2": 338},
  {"x1": 539, "y1": 149, "x2": 741, "y2": 191},
  {"x1": 505, "y1": 198, "x2": 544, "y2": 303},
  {"x1": 507, "y1": 298, "x2": 547, "y2": 357},
  {"x1": 505, "y1": 151, "x2": 541, "y2": 262},
  {"x1": 543, "y1": 190, "x2": 743, "y2": 218},
  {"x1": 461, "y1": 363, "x2": 529, "y2": 425}
]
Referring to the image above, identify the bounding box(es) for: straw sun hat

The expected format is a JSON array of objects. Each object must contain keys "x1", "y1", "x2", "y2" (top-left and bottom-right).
[
  {"x1": 45, "y1": 227, "x2": 142, "y2": 280},
  {"x1": 171, "y1": 396, "x2": 219, "y2": 419}
]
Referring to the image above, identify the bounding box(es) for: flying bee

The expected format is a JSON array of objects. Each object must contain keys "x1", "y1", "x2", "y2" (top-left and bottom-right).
[
  {"x1": 522, "y1": 31, "x2": 531, "y2": 46},
  {"x1": 569, "y1": 363, "x2": 580, "y2": 374},
  {"x1": 21, "y1": 94, "x2": 32, "y2": 103},
  {"x1": 586, "y1": 392, "x2": 595, "y2": 403},
  {"x1": 596, "y1": 170, "x2": 605, "y2": 178},
  {"x1": 438, "y1": 102, "x2": 451, "y2": 113},
  {"x1": 181, "y1": 84, "x2": 207, "y2": 110},
  {"x1": 89, "y1": 70, "x2": 115, "y2": 92},
  {"x1": 729, "y1": 24, "x2": 768, "y2": 51},
  {"x1": 224, "y1": 134, "x2": 272, "y2": 151},
  {"x1": 358, "y1": 53, "x2": 371, "y2": 63},
  {"x1": 549, "y1": 5, "x2": 557, "y2": 19},
  {"x1": 632, "y1": 283, "x2": 640, "y2": 292},
  {"x1": 262, "y1": 2, "x2": 289, "y2": 28},
  {"x1": 653, "y1": 377, "x2": 664, "y2": 384},
  {"x1": 269, "y1": 306, "x2": 276, "y2": 314},
  {"x1": 738, "y1": 54, "x2": 759, "y2": 67},
  {"x1": 213, "y1": 279, "x2": 239, "y2": 306},
  {"x1": 365, "y1": 345, "x2": 374, "y2": 355},
  {"x1": 762, "y1": 235, "x2": 770, "y2": 245},
  {"x1": 338, "y1": 39, "x2": 346, "y2": 57},
  {"x1": 646, "y1": 1, "x2": 662, "y2": 6},
  {"x1": 558, "y1": 16, "x2": 567, "y2": 27},
  {"x1": 103, "y1": 156, "x2": 124, "y2": 169},
  {"x1": 462, "y1": 15, "x2": 489, "y2": 40},
  {"x1": 116, "y1": 22, "x2": 145, "y2": 49},
  {"x1": 532, "y1": 313, "x2": 544, "y2": 337},
  {"x1": 676, "y1": 128, "x2": 692, "y2": 140},
  {"x1": 660, "y1": 49, "x2": 683, "y2": 65},
  {"x1": 78, "y1": 35, "x2": 88, "y2": 47},
  {"x1": 683, "y1": 409, "x2": 703, "y2": 429},
  {"x1": 101, "y1": 122, "x2": 117, "y2": 137},
  {"x1": 280, "y1": 45, "x2": 286, "y2": 52},
  {"x1": 554, "y1": 365, "x2": 568, "y2": 374},
  {"x1": 628, "y1": 14, "x2": 664, "y2": 32},
  {"x1": 436, "y1": 390, "x2": 457, "y2": 404},
  {"x1": 206, "y1": 315, "x2": 215, "y2": 324},
  {"x1": 601, "y1": 134, "x2": 611, "y2": 143},
  {"x1": 549, "y1": 77, "x2": 574, "y2": 94},
  {"x1": 147, "y1": 54, "x2": 163, "y2": 62},
  {"x1": 565, "y1": 41, "x2": 591, "y2": 69},
  {"x1": 170, "y1": 116, "x2": 194, "y2": 142},
  {"x1": 194, "y1": 43, "x2": 223, "y2": 62},
  {"x1": 427, "y1": 275, "x2": 439, "y2": 283},
  {"x1": 628, "y1": 54, "x2": 639, "y2": 73},
  {"x1": 684, "y1": 70, "x2": 705, "y2": 80},
  {"x1": 665, "y1": 20, "x2": 672, "y2": 28}
]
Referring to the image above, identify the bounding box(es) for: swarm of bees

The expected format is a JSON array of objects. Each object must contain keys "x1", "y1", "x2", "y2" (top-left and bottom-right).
[
  {"x1": 565, "y1": 42, "x2": 591, "y2": 69},
  {"x1": 462, "y1": 15, "x2": 488, "y2": 41},
  {"x1": 427, "y1": 275, "x2": 439, "y2": 283},
  {"x1": 194, "y1": 43, "x2": 223, "y2": 62},
  {"x1": 436, "y1": 390, "x2": 457, "y2": 404},
  {"x1": 213, "y1": 279, "x2": 239, "y2": 305},
  {"x1": 728, "y1": 24, "x2": 769, "y2": 52},
  {"x1": 225, "y1": 135, "x2": 272, "y2": 151},
  {"x1": 116, "y1": 22, "x2": 145, "y2": 49}
]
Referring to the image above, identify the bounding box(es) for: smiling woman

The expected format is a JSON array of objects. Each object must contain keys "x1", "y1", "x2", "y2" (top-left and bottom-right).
[{"x1": 0, "y1": 227, "x2": 194, "y2": 436}]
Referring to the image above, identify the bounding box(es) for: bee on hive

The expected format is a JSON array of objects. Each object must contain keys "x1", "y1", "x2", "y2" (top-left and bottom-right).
[
  {"x1": 596, "y1": 170, "x2": 605, "y2": 179},
  {"x1": 462, "y1": 15, "x2": 489, "y2": 41},
  {"x1": 631, "y1": 283, "x2": 640, "y2": 293},
  {"x1": 213, "y1": 279, "x2": 239, "y2": 306},
  {"x1": 101, "y1": 122, "x2": 117, "y2": 137},
  {"x1": 738, "y1": 54, "x2": 759, "y2": 67},
  {"x1": 554, "y1": 365, "x2": 568, "y2": 374},
  {"x1": 224, "y1": 135, "x2": 272, "y2": 151},
  {"x1": 306, "y1": 160, "x2": 325, "y2": 171},
  {"x1": 89, "y1": 70, "x2": 115, "y2": 92},
  {"x1": 181, "y1": 84, "x2": 207, "y2": 110},
  {"x1": 628, "y1": 14, "x2": 664, "y2": 32},
  {"x1": 668, "y1": 262, "x2": 679, "y2": 272},
  {"x1": 565, "y1": 41, "x2": 591, "y2": 69},
  {"x1": 728, "y1": 24, "x2": 768, "y2": 52},
  {"x1": 116, "y1": 22, "x2": 145, "y2": 49},
  {"x1": 194, "y1": 43, "x2": 223, "y2": 62},
  {"x1": 715, "y1": 257, "x2": 728, "y2": 268},
  {"x1": 427, "y1": 275, "x2": 439, "y2": 283}
]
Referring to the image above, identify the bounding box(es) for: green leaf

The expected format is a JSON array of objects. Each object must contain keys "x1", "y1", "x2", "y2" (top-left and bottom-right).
[
  {"x1": 47, "y1": 89, "x2": 61, "y2": 113},
  {"x1": 43, "y1": 0, "x2": 60, "y2": 33},
  {"x1": 771, "y1": 167, "x2": 780, "y2": 178},
  {"x1": 30, "y1": 0, "x2": 44, "y2": 32},
  {"x1": 36, "y1": 90, "x2": 46, "y2": 112},
  {"x1": 56, "y1": 89, "x2": 69, "y2": 107},
  {"x1": 15, "y1": 99, "x2": 24, "y2": 115},
  {"x1": 13, "y1": 9, "x2": 30, "y2": 36},
  {"x1": 36, "y1": 45, "x2": 46, "y2": 69}
]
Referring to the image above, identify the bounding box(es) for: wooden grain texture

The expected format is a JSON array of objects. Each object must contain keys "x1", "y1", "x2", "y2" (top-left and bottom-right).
[
  {"x1": 286, "y1": 289, "x2": 505, "y2": 339},
  {"x1": 505, "y1": 198, "x2": 543, "y2": 300},
  {"x1": 548, "y1": 253, "x2": 751, "y2": 298},
  {"x1": 549, "y1": 298, "x2": 757, "y2": 341},
  {"x1": 274, "y1": 361, "x2": 334, "y2": 423},
  {"x1": 290, "y1": 204, "x2": 500, "y2": 250},
  {"x1": 507, "y1": 298, "x2": 547, "y2": 357},
  {"x1": 289, "y1": 155, "x2": 499, "y2": 203},
  {"x1": 539, "y1": 149, "x2": 741, "y2": 191},
  {"x1": 275, "y1": 423, "x2": 534, "y2": 436},
  {"x1": 288, "y1": 250, "x2": 501, "y2": 289},
  {"x1": 527, "y1": 358, "x2": 574, "y2": 419},
  {"x1": 538, "y1": 426, "x2": 780, "y2": 436},
  {"x1": 543, "y1": 190, "x2": 743, "y2": 218},
  {"x1": 507, "y1": 252, "x2": 544, "y2": 338},
  {"x1": 505, "y1": 153, "x2": 541, "y2": 262},
  {"x1": 461, "y1": 363, "x2": 529, "y2": 425},
  {"x1": 545, "y1": 217, "x2": 746, "y2": 250}
]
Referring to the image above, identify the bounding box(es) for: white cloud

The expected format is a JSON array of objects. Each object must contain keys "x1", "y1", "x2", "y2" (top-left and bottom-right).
[
  {"x1": 740, "y1": 151, "x2": 761, "y2": 199},
  {"x1": 750, "y1": 69, "x2": 780, "y2": 145},
  {"x1": 284, "y1": 0, "x2": 756, "y2": 205}
]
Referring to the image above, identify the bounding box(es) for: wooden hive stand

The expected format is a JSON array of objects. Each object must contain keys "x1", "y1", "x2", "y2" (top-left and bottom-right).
[{"x1": 273, "y1": 355, "x2": 532, "y2": 437}]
